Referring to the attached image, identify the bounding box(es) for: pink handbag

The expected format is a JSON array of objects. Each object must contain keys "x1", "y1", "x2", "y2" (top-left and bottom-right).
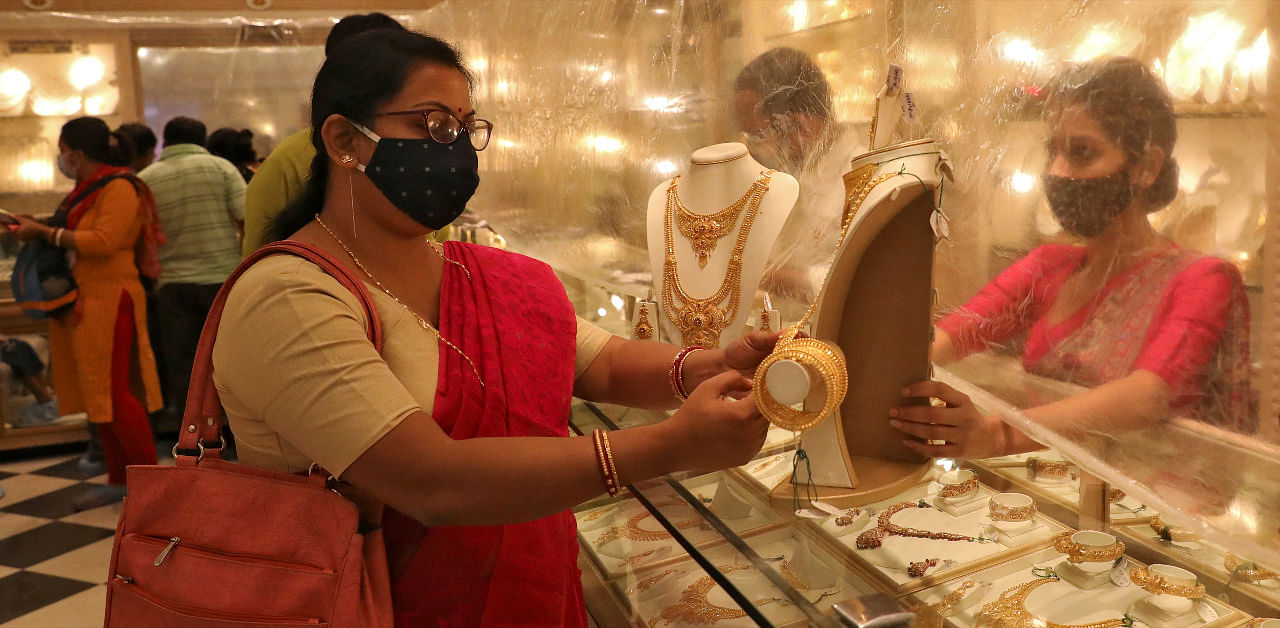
[{"x1": 104, "y1": 240, "x2": 394, "y2": 627}]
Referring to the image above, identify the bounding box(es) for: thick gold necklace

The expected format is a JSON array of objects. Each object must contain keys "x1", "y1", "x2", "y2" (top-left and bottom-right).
[
  {"x1": 315, "y1": 216, "x2": 484, "y2": 389},
  {"x1": 662, "y1": 170, "x2": 773, "y2": 348},
  {"x1": 594, "y1": 510, "x2": 706, "y2": 547},
  {"x1": 648, "y1": 565, "x2": 775, "y2": 627},
  {"x1": 672, "y1": 177, "x2": 759, "y2": 269},
  {"x1": 855, "y1": 501, "x2": 990, "y2": 549},
  {"x1": 978, "y1": 575, "x2": 1134, "y2": 628}
]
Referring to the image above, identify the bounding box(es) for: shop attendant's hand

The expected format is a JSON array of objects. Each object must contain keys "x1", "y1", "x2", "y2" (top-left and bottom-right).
[
  {"x1": 665, "y1": 371, "x2": 768, "y2": 472},
  {"x1": 721, "y1": 330, "x2": 785, "y2": 377},
  {"x1": 12, "y1": 216, "x2": 47, "y2": 241},
  {"x1": 890, "y1": 380, "x2": 1009, "y2": 459}
]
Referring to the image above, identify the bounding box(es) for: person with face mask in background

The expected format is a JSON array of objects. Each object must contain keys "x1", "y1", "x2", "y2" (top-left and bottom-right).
[
  {"x1": 732, "y1": 47, "x2": 867, "y2": 311},
  {"x1": 10, "y1": 117, "x2": 165, "y2": 510},
  {"x1": 889, "y1": 57, "x2": 1255, "y2": 459},
  {"x1": 211, "y1": 29, "x2": 781, "y2": 625}
]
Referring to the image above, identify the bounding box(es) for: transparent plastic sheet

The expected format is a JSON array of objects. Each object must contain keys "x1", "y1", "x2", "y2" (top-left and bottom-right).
[{"x1": 0, "y1": 0, "x2": 1275, "y2": 575}]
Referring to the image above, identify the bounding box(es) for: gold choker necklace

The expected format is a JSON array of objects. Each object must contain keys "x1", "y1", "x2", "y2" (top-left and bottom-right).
[
  {"x1": 978, "y1": 574, "x2": 1135, "y2": 628},
  {"x1": 662, "y1": 170, "x2": 773, "y2": 348},
  {"x1": 648, "y1": 565, "x2": 774, "y2": 627}
]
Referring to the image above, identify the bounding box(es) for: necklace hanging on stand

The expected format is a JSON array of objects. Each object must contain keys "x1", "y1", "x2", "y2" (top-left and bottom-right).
[
  {"x1": 673, "y1": 178, "x2": 758, "y2": 269},
  {"x1": 661, "y1": 170, "x2": 773, "y2": 349}
]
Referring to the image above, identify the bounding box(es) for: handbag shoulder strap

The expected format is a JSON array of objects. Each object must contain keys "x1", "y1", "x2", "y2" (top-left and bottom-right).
[
  {"x1": 51, "y1": 174, "x2": 129, "y2": 226},
  {"x1": 175, "y1": 239, "x2": 384, "y2": 460}
]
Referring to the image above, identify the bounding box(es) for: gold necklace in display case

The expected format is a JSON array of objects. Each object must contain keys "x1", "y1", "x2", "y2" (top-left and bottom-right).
[
  {"x1": 977, "y1": 573, "x2": 1135, "y2": 628},
  {"x1": 662, "y1": 170, "x2": 774, "y2": 348},
  {"x1": 648, "y1": 565, "x2": 775, "y2": 627}
]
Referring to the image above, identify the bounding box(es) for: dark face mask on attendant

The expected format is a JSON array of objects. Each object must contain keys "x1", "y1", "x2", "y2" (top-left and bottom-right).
[
  {"x1": 1041, "y1": 168, "x2": 1134, "y2": 239},
  {"x1": 349, "y1": 119, "x2": 479, "y2": 231}
]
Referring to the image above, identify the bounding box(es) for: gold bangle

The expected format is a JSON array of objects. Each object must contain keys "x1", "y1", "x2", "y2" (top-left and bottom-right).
[
  {"x1": 939, "y1": 476, "x2": 978, "y2": 498},
  {"x1": 1025, "y1": 457, "x2": 1077, "y2": 481},
  {"x1": 1129, "y1": 565, "x2": 1205, "y2": 598},
  {"x1": 601, "y1": 430, "x2": 620, "y2": 497},
  {"x1": 1225, "y1": 552, "x2": 1279, "y2": 583},
  {"x1": 592, "y1": 430, "x2": 618, "y2": 497},
  {"x1": 1052, "y1": 531, "x2": 1125, "y2": 564},
  {"x1": 1149, "y1": 514, "x2": 1198, "y2": 542},
  {"x1": 989, "y1": 499, "x2": 1036, "y2": 522},
  {"x1": 754, "y1": 332, "x2": 848, "y2": 431}
]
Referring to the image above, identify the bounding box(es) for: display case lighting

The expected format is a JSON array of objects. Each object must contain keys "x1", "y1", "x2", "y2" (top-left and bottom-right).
[
  {"x1": 598, "y1": 71, "x2": 613, "y2": 84},
  {"x1": 1010, "y1": 170, "x2": 1035, "y2": 194},
  {"x1": 0, "y1": 69, "x2": 32, "y2": 100},
  {"x1": 32, "y1": 95, "x2": 80, "y2": 116},
  {"x1": 643, "y1": 95, "x2": 679, "y2": 112},
  {"x1": 470, "y1": 57, "x2": 488, "y2": 72},
  {"x1": 609, "y1": 294, "x2": 625, "y2": 311},
  {"x1": 788, "y1": 1, "x2": 808, "y2": 31},
  {"x1": 585, "y1": 135, "x2": 624, "y2": 153},
  {"x1": 653, "y1": 159, "x2": 678, "y2": 176},
  {"x1": 1001, "y1": 38, "x2": 1043, "y2": 66},
  {"x1": 495, "y1": 139, "x2": 518, "y2": 149},
  {"x1": 69, "y1": 56, "x2": 105, "y2": 91}
]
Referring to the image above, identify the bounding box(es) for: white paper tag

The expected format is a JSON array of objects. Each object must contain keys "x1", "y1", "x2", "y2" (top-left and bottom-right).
[
  {"x1": 1110, "y1": 559, "x2": 1131, "y2": 587},
  {"x1": 1195, "y1": 602, "x2": 1219, "y2": 622},
  {"x1": 795, "y1": 508, "x2": 828, "y2": 519},
  {"x1": 812, "y1": 501, "x2": 844, "y2": 516}
]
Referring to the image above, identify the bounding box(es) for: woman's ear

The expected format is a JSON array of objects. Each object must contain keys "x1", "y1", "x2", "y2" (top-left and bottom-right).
[
  {"x1": 1132, "y1": 145, "x2": 1166, "y2": 190},
  {"x1": 320, "y1": 114, "x2": 365, "y2": 170}
]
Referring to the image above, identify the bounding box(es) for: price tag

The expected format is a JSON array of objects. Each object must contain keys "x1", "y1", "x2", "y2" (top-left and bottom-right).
[
  {"x1": 795, "y1": 508, "x2": 828, "y2": 519},
  {"x1": 1195, "y1": 601, "x2": 1219, "y2": 623},
  {"x1": 1110, "y1": 559, "x2": 1132, "y2": 587},
  {"x1": 812, "y1": 501, "x2": 843, "y2": 516}
]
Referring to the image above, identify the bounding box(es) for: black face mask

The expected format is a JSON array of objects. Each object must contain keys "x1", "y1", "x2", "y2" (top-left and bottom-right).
[
  {"x1": 350, "y1": 120, "x2": 479, "y2": 231},
  {"x1": 1041, "y1": 169, "x2": 1133, "y2": 238}
]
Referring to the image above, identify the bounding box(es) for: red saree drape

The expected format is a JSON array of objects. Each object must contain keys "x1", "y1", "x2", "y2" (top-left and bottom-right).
[{"x1": 381, "y1": 241, "x2": 587, "y2": 627}]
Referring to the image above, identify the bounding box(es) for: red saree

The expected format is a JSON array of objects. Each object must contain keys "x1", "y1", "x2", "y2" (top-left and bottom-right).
[
  {"x1": 381, "y1": 242, "x2": 586, "y2": 627},
  {"x1": 938, "y1": 244, "x2": 1253, "y2": 432}
]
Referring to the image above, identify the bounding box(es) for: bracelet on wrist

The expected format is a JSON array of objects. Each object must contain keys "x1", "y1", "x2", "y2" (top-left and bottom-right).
[{"x1": 668, "y1": 346, "x2": 705, "y2": 402}]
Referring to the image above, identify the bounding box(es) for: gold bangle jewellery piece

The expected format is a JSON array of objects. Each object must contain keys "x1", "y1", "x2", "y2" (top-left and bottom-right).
[
  {"x1": 1129, "y1": 565, "x2": 1205, "y2": 598},
  {"x1": 1025, "y1": 458, "x2": 1077, "y2": 481},
  {"x1": 1052, "y1": 531, "x2": 1125, "y2": 564},
  {"x1": 978, "y1": 574, "x2": 1135, "y2": 628},
  {"x1": 939, "y1": 476, "x2": 978, "y2": 499},
  {"x1": 661, "y1": 170, "x2": 772, "y2": 348},
  {"x1": 754, "y1": 335, "x2": 849, "y2": 431},
  {"x1": 988, "y1": 500, "x2": 1036, "y2": 523},
  {"x1": 648, "y1": 565, "x2": 774, "y2": 627},
  {"x1": 1148, "y1": 514, "x2": 1198, "y2": 542},
  {"x1": 856, "y1": 501, "x2": 990, "y2": 549},
  {"x1": 1225, "y1": 552, "x2": 1279, "y2": 583}
]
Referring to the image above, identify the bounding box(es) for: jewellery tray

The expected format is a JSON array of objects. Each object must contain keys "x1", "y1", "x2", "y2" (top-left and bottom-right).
[{"x1": 908, "y1": 544, "x2": 1247, "y2": 628}]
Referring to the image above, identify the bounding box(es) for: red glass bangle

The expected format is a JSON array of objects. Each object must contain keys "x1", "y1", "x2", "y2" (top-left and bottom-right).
[{"x1": 669, "y1": 346, "x2": 705, "y2": 401}]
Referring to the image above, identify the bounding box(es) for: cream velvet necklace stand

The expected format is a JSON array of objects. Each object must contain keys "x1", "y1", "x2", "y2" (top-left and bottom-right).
[
  {"x1": 647, "y1": 143, "x2": 799, "y2": 348},
  {"x1": 757, "y1": 66, "x2": 954, "y2": 507}
]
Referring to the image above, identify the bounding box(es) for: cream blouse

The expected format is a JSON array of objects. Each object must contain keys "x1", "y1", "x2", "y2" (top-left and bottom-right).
[{"x1": 211, "y1": 255, "x2": 613, "y2": 477}]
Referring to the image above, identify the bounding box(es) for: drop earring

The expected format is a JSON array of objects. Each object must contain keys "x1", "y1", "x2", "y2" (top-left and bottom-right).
[{"x1": 348, "y1": 170, "x2": 357, "y2": 240}]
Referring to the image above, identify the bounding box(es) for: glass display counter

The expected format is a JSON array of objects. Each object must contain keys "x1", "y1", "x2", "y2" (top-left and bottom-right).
[{"x1": 570, "y1": 401, "x2": 1280, "y2": 627}]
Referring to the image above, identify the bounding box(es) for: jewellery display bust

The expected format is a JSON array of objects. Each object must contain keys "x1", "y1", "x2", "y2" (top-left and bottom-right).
[{"x1": 647, "y1": 143, "x2": 798, "y2": 349}]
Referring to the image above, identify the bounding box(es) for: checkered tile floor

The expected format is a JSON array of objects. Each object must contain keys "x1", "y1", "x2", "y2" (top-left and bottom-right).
[{"x1": 0, "y1": 452, "x2": 132, "y2": 627}]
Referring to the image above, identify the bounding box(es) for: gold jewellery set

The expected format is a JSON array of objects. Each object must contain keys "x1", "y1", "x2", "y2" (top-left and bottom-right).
[
  {"x1": 855, "y1": 500, "x2": 991, "y2": 550},
  {"x1": 593, "y1": 509, "x2": 708, "y2": 548},
  {"x1": 661, "y1": 170, "x2": 773, "y2": 349},
  {"x1": 977, "y1": 572, "x2": 1136, "y2": 628},
  {"x1": 315, "y1": 216, "x2": 485, "y2": 389},
  {"x1": 648, "y1": 565, "x2": 776, "y2": 627}
]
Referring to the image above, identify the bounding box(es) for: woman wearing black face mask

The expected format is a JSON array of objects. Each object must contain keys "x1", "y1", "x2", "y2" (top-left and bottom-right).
[
  {"x1": 210, "y1": 29, "x2": 781, "y2": 625},
  {"x1": 887, "y1": 57, "x2": 1255, "y2": 459}
]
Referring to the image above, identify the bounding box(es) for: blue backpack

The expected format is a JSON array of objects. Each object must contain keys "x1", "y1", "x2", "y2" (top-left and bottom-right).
[{"x1": 11, "y1": 175, "x2": 129, "y2": 319}]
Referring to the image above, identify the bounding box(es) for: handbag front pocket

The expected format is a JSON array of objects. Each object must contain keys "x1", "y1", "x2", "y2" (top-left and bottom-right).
[
  {"x1": 108, "y1": 579, "x2": 325, "y2": 627},
  {"x1": 116, "y1": 533, "x2": 340, "y2": 620}
]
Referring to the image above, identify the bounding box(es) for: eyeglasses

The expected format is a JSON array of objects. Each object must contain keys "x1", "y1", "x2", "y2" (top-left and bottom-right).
[{"x1": 376, "y1": 107, "x2": 493, "y2": 151}]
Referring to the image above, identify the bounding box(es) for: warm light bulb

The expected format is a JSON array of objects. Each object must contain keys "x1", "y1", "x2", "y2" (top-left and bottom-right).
[
  {"x1": 1010, "y1": 170, "x2": 1035, "y2": 194},
  {"x1": 599, "y1": 71, "x2": 613, "y2": 84},
  {"x1": 643, "y1": 95, "x2": 678, "y2": 111},
  {"x1": 0, "y1": 69, "x2": 31, "y2": 100},
  {"x1": 596, "y1": 307, "x2": 608, "y2": 318},
  {"x1": 495, "y1": 139, "x2": 517, "y2": 149},
  {"x1": 470, "y1": 57, "x2": 488, "y2": 72},
  {"x1": 495, "y1": 80, "x2": 510, "y2": 94},
  {"x1": 584, "y1": 135, "x2": 624, "y2": 153},
  {"x1": 1000, "y1": 38, "x2": 1043, "y2": 66},
  {"x1": 69, "y1": 56, "x2": 105, "y2": 91},
  {"x1": 654, "y1": 160, "x2": 678, "y2": 175},
  {"x1": 788, "y1": 0, "x2": 808, "y2": 31},
  {"x1": 18, "y1": 159, "x2": 52, "y2": 185},
  {"x1": 33, "y1": 95, "x2": 82, "y2": 116},
  {"x1": 610, "y1": 295, "x2": 625, "y2": 311}
]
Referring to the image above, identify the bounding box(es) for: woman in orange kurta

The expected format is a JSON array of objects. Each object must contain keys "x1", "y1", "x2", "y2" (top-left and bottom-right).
[{"x1": 14, "y1": 117, "x2": 163, "y2": 509}]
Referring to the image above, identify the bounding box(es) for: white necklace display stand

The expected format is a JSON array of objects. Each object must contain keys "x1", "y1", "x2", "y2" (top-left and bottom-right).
[
  {"x1": 647, "y1": 142, "x2": 799, "y2": 348},
  {"x1": 766, "y1": 138, "x2": 953, "y2": 507}
]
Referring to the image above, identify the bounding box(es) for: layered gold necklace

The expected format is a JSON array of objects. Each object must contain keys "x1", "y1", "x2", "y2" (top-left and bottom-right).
[
  {"x1": 662, "y1": 170, "x2": 773, "y2": 348},
  {"x1": 648, "y1": 565, "x2": 775, "y2": 627}
]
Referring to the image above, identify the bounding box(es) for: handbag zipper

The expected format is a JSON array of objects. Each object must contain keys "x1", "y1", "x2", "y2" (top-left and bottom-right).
[
  {"x1": 153, "y1": 537, "x2": 179, "y2": 566},
  {"x1": 112, "y1": 578, "x2": 321, "y2": 624},
  {"x1": 130, "y1": 533, "x2": 334, "y2": 573}
]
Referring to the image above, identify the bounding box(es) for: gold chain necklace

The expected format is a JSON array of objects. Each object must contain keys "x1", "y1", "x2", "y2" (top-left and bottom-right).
[
  {"x1": 672, "y1": 177, "x2": 758, "y2": 268},
  {"x1": 855, "y1": 501, "x2": 990, "y2": 549},
  {"x1": 978, "y1": 574, "x2": 1134, "y2": 628},
  {"x1": 662, "y1": 170, "x2": 773, "y2": 348},
  {"x1": 648, "y1": 565, "x2": 775, "y2": 627},
  {"x1": 315, "y1": 216, "x2": 484, "y2": 389},
  {"x1": 593, "y1": 510, "x2": 706, "y2": 547}
]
